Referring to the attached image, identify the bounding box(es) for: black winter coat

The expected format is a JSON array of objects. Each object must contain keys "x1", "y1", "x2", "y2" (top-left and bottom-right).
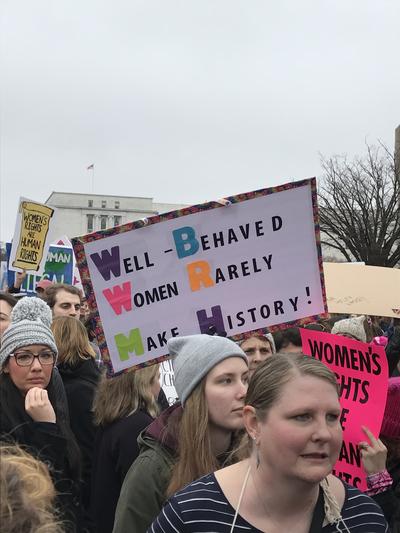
[
  {"x1": 91, "y1": 409, "x2": 154, "y2": 533},
  {"x1": 373, "y1": 461, "x2": 400, "y2": 532},
  {"x1": 0, "y1": 372, "x2": 82, "y2": 532},
  {"x1": 58, "y1": 357, "x2": 100, "y2": 529}
]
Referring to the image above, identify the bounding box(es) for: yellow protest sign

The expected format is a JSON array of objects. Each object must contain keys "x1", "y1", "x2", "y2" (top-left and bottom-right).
[{"x1": 12, "y1": 201, "x2": 55, "y2": 271}]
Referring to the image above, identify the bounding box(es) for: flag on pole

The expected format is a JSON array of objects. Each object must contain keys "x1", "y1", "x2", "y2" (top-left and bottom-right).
[{"x1": 87, "y1": 164, "x2": 94, "y2": 170}]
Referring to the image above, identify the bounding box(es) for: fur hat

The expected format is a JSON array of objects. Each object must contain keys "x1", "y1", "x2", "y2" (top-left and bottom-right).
[
  {"x1": 380, "y1": 377, "x2": 400, "y2": 438},
  {"x1": 0, "y1": 297, "x2": 58, "y2": 368},
  {"x1": 331, "y1": 315, "x2": 367, "y2": 343},
  {"x1": 168, "y1": 334, "x2": 248, "y2": 405}
]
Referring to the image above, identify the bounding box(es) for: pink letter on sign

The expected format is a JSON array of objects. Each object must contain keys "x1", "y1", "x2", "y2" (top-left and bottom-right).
[
  {"x1": 300, "y1": 328, "x2": 388, "y2": 492},
  {"x1": 103, "y1": 281, "x2": 132, "y2": 315}
]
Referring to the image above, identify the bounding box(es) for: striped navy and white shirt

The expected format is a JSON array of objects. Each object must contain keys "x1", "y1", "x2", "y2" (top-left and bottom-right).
[{"x1": 148, "y1": 473, "x2": 389, "y2": 532}]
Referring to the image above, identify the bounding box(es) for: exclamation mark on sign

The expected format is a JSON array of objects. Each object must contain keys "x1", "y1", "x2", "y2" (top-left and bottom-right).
[{"x1": 305, "y1": 286, "x2": 311, "y2": 304}]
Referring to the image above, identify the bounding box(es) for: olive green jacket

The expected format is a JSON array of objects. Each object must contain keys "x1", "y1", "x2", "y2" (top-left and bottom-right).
[{"x1": 112, "y1": 406, "x2": 179, "y2": 533}]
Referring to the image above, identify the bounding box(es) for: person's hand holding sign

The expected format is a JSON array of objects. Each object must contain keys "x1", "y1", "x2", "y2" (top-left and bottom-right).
[{"x1": 359, "y1": 425, "x2": 387, "y2": 475}]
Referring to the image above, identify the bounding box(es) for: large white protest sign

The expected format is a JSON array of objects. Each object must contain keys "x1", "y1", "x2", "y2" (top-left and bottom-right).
[
  {"x1": 72, "y1": 178, "x2": 327, "y2": 374},
  {"x1": 324, "y1": 262, "x2": 400, "y2": 318},
  {"x1": 9, "y1": 198, "x2": 58, "y2": 276},
  {"x1": 160, "y1": 360, "x2": 178, "y2": 405}
]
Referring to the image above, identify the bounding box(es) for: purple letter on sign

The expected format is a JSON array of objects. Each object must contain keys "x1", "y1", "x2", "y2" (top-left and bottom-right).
[
  {"x1": 90, "y1": 246, "x2": 121, "y2": 281},
  {"x1": 196, "y1": 305, "x2": 225, "y2": 335}
]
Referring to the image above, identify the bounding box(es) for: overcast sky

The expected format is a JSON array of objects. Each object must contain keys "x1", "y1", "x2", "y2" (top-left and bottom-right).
[{"x1": 1, "y1": 0, "x2": 399, "y2": 242}]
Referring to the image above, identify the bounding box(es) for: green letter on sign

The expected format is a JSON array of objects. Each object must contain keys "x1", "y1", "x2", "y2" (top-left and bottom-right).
[{"x1": 115, "y1": 329, "x2": 144, "y2": 360}]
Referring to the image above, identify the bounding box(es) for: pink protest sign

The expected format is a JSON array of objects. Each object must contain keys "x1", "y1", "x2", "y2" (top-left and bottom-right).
[{"x1": 300, "y1": 328, "x2": 388, "y2": 491}]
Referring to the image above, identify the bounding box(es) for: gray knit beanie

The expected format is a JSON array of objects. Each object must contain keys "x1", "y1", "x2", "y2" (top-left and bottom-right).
[
  {"x1": 331, "y1": 315, "x2": 367, "y2": 343},
  {"x1": 168, "y1": 334, "x2": 248, "y2": 405},
  {"x1": 0, "y1": 297, "x2": 58, "y2": 368}
]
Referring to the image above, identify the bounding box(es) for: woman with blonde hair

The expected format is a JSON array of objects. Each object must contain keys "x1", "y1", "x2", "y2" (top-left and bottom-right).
[
  {"x1": 0, "y1": 443, "x2": 63, "y2": 533},
  {"x1": 51, "y1": 316, "x2": 101, "y2": 531},
  {"x1": 113, "y1": 334, "x2": 249, "y2": 533},
  {"x1": 151, "y1": 353, "x2": 388, "y2": 532},
  {"x1": 91, "y1": 364, "x2": 161, "y2": 533}
]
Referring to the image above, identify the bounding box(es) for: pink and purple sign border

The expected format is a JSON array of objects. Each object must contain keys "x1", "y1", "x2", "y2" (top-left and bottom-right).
[{"x1": 71, "y1": 177, "x2": 328, "y2": 374}]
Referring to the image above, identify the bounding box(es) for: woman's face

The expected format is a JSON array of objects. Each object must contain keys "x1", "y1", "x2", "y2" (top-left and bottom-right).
[
  {"x1": 0, "y1": 299, "x2": 12, "y2": 337},
  {"x1": 240, "y1": 337, "x2": 273, "y2": 376},
  {"x1": 251, "y1": 374, "x2": 342, "y2": 485},
  {"x1": 4, "y1": 344, "x2": 54, "y2": 395},
  {"x1": 205, "y1": 357, "x2": 249, "y2": 433}
]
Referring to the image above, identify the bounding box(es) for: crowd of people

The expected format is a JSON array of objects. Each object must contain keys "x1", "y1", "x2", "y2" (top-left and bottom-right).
[{"x1": 0, "y1": 279, "x2": 399, "y2": 532}]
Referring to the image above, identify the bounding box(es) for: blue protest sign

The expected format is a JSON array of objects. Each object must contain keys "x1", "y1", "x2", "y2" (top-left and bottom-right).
[{"x1": 6, "y1": 243, "x2": 74, "y2": 296}]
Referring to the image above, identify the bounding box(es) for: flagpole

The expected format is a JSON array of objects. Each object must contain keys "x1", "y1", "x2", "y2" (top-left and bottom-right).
[{"x1": 87, "y1": 164, "x2": 95, "y2": 193}]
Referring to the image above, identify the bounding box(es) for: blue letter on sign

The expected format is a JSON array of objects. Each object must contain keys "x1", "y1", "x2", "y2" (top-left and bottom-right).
[{"x1": 172, "y1": 226, "x2": 199, "y2": 259}]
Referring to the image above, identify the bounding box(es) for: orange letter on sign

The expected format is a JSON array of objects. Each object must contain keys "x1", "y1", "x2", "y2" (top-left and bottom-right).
[{"x1": 187, "y1": 260, "x2": 215, "y2": 292}]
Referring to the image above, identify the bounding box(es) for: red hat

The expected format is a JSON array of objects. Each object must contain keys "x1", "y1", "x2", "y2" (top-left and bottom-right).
[
  {"x1": 381, "y1": 377, "x2": 400, "y2": 439},
  {"x1": 36, "y1": 279, "x2": 54, "y2": 290}
]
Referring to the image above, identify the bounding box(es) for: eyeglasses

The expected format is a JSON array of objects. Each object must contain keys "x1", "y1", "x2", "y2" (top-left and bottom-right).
[{"x1": 10, "y1": 350, "x2": 56, "y2": 367}]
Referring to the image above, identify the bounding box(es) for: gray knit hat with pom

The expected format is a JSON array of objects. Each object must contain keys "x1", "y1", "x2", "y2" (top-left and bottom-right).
[
  {"x1": 0, "y1": 297, "x2": 58, "y2": 368},
  {"x1": 168, "y1": 334, "x2": 248, "y2": 406}
]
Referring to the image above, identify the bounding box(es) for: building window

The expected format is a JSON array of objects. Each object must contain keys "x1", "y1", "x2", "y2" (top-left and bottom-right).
[
  {"x1": 100, "y1": 215, "x2": 108, "y2": 230},
  {"x1": 114, "y1": 216, "x2": 122, "y2": 227},
  {"x1": 115, "y1": 201, "x2": 120, "y2": 209},
  {"x1": 101, "y1": 200, "x2": 106, "y2": 208},
  {"x1": 88, "y1": 199, "x2": 93, "y2": 207},
  {"x1": 87, "y1": 214, "x2": 94, "y2": 232}
]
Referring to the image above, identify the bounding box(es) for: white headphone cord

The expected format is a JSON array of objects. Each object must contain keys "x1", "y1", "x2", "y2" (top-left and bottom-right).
[{"x1": 230, "y1": 463, "x2": 252, "y2": 533}]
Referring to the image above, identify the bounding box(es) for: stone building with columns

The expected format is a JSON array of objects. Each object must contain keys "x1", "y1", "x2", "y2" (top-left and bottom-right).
[{"x1": 45, "y1": 192, "x2": 187, "y2": 239}]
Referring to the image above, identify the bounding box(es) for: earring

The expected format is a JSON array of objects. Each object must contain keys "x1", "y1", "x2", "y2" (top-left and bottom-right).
[{"x1": 252, "y1": 436, "x2": 260, "y2": 469}]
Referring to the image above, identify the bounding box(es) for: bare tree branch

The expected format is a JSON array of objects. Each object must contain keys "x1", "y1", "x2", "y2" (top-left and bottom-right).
[{"x1": 318, "y1": 144, "x2": 400, "y2": 267}]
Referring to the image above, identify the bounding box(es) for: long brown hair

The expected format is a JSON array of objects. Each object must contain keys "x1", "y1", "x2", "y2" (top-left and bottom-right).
[
  {"x1": 166, "y1": 380, "x2": 242, "y2": 497},
  {"x1": 51, "y1": 316, "x2": 95, "y2": 367},
  {"x1": 93, "y1": 365, "x2": 160, "y2": 426}
]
